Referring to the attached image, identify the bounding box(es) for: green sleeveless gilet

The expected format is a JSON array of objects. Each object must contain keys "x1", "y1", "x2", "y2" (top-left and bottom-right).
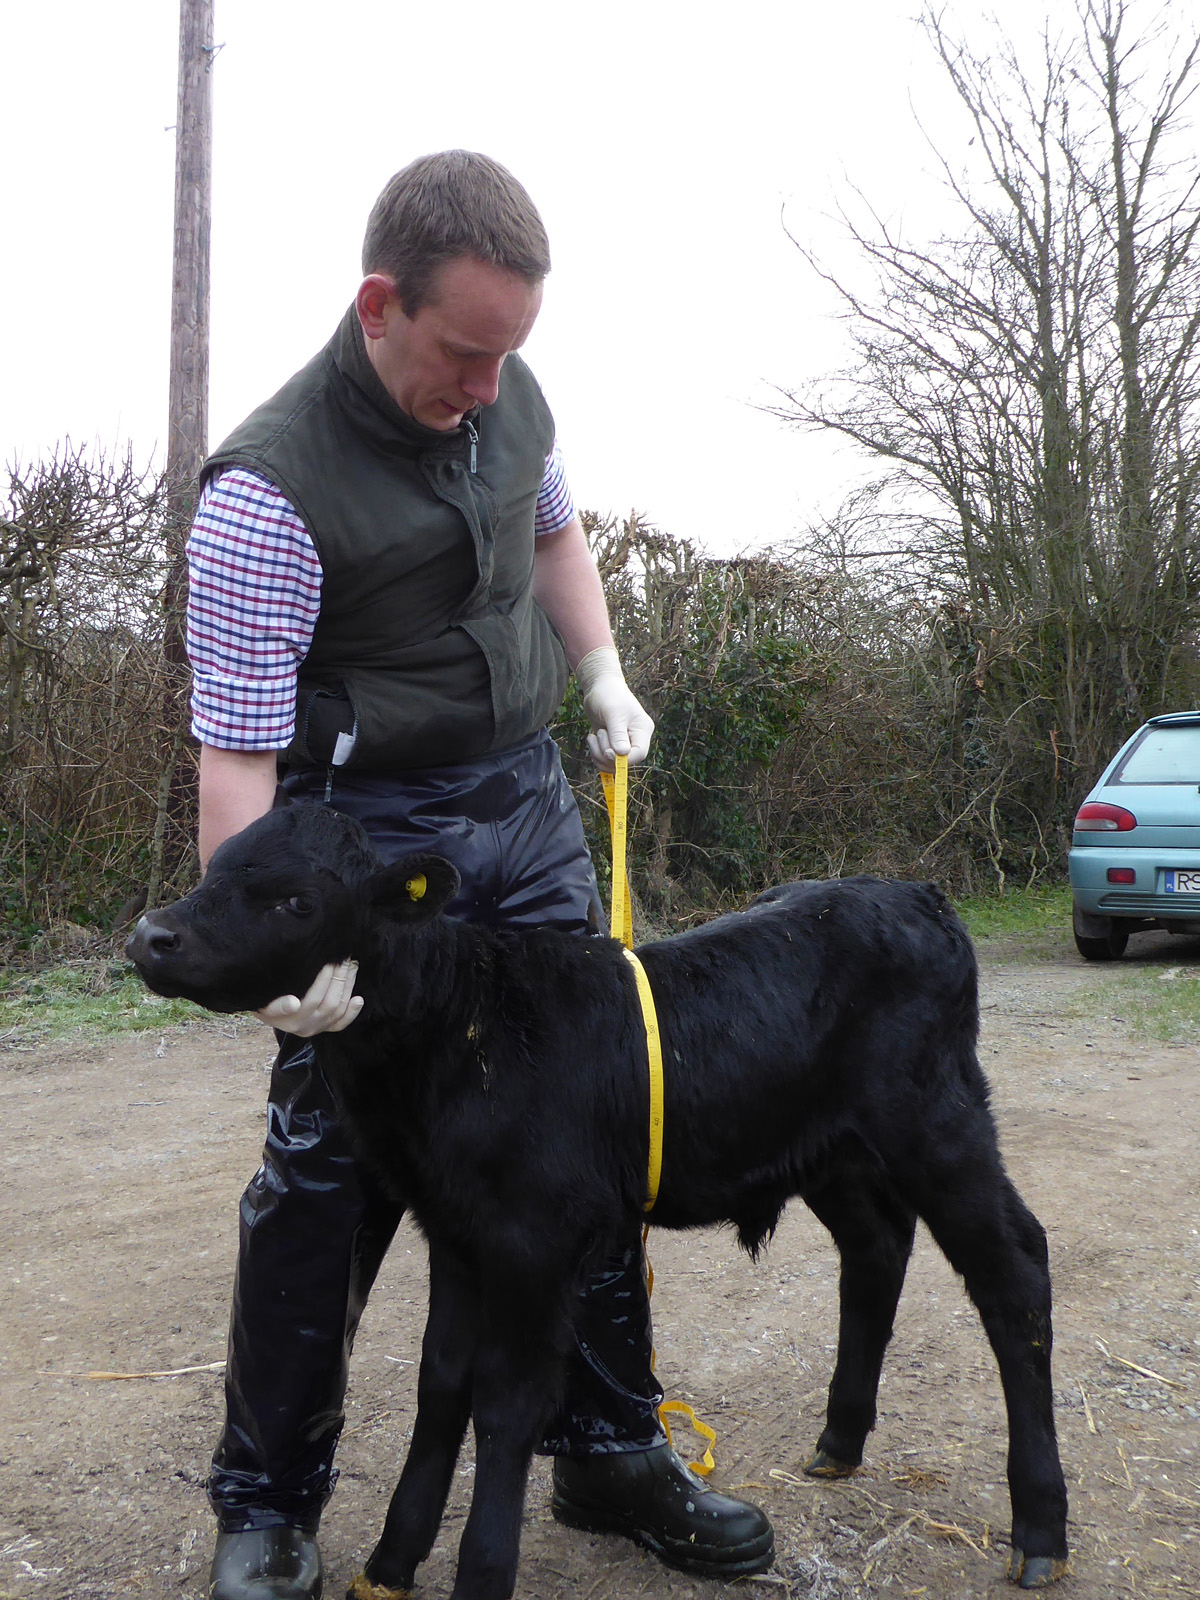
[{"x1": 202, "y1": 305, "x2": 567, "y2": 772}]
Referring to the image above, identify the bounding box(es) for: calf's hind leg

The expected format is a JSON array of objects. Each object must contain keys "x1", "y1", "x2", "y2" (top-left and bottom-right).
[
  {"x1": 355, "y1": 1245, "x2": 479, "y2": 1598},
  {"x1": 801, "y1": 1166, "x2": 916, "y2": 1477},
  {"x1": 915, "y1": 1160, "x2": 1069, "y2": 1589}
]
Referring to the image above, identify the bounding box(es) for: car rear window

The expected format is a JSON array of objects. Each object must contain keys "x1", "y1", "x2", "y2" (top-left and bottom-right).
[{"x1": 1112, "y1": 724, "x2": 1200, "y2": 783}]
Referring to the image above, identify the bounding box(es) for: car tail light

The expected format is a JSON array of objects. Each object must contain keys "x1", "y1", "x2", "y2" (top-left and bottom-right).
[
  {"x1": 1106, "y1": 867, "x2": 1136, "y2": 884},
  {"x1": 1074, "y1": 802, "x2": 1137, "y2": 832}
]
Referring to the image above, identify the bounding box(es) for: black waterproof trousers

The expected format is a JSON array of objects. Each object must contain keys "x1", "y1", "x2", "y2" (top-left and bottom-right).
[{"x1": 208, "y1": 730, "x2": 665, "y2": 1533}]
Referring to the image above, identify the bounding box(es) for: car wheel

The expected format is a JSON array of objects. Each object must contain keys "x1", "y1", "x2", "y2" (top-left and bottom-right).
[{"x1": 1072, "y1": 905, "x2": 1129, "y2": 961}]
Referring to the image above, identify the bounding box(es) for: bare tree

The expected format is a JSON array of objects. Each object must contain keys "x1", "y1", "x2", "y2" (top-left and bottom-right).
[
  {"x1": 783, "y1": 0, "x2": 1200, "y2": 791},
  {"x1": 0, "y1": 450, "x2": 196, "y2": 946}
]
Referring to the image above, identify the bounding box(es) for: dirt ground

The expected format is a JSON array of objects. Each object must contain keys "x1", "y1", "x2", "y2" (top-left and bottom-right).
[{"x1": 1, "y1": 931, "x2": 1198, "y2": 1600}]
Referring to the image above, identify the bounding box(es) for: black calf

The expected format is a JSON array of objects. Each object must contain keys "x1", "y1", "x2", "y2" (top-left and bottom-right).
[{"x1": 128, "y1": 804, "x2": 1069, "y2": 1597}]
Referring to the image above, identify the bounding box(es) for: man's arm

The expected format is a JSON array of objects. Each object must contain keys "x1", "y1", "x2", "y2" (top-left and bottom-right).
[
  {"x1": 195, "y1": 743, "x2": 362, "y2": 1033},
  {"x1": 533, "y1": 515, "x2": 654, "y2": 767},
  {"x1": 189, "y1": 469, "x2": 322, "y2": 867},
  {"x1": 531, "y1": 514, "x2": 617, "y2": 665},
  {"x1": 189, "y1": 471, "x2": 360, "y2": 1032},
  {"x1": 198, "y1": 746, "x2": 278, "y2": 871}
]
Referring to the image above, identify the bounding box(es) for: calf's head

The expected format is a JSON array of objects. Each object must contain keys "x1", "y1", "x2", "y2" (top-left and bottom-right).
[{"x1": 126, "y1": 805, "x2": 460, "y2": 1013}]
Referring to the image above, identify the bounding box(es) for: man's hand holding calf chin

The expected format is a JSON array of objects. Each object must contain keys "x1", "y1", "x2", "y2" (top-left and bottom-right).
[{"x1": 255, "y1": 960, "x2": 363, "y2": 1036}]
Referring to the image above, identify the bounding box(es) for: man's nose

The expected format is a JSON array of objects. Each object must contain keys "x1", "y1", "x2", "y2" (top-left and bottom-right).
[{"x1": 462, "y1": 359, "x2": 503, "y2": 408}]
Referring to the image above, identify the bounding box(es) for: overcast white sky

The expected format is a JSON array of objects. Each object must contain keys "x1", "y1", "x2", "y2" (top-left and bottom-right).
[{"x1": 2, "y1": 0, "x2": 1106, "y2": 553}]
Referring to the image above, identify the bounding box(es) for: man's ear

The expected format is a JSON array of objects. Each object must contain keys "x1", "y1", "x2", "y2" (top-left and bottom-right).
[
  {"x1": 368, "y1": 853, "x2": 460, "y2": 926},
  {"x1": 356, "y1": 273, "x2": 403, "y2": 341}
]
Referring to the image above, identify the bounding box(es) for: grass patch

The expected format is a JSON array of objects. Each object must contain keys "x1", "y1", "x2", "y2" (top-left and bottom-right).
[
  {"x1": 0, "y1": 961, "x2": 202, "y2": 1044},
  {"x1": 952, "y1": 883, "x2": 1074, "y2": 954},
  {"x1": 1097, "y1": 965, "x2": 1200, "y2": 1044}
]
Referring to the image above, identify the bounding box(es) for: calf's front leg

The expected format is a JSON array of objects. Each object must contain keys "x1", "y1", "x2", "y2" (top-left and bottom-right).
[
  {"x1": 449, "y1": 1265, "x2": 576, "y2": 1600},
  {"x1": 355, "y1": 1245, "x2": 479, "y2": 1598}
]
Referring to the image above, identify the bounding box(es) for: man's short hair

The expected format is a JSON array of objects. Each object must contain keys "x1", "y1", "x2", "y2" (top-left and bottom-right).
[{"x1": 362, "y1": 151, "x2": 551, "y2": 316}]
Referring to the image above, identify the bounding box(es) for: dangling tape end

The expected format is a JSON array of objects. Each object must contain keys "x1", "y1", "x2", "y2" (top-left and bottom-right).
[{"x1": 658, "y1": 1400, "x2": 717, "y2": 1477}]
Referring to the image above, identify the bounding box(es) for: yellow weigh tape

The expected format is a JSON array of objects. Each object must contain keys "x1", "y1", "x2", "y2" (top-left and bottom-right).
[
  {"x1": 658, "y1": 1399, "x2": 718, "y2": 1476},
  {"x1": 601, "y1": 760, "x2": 659, "y2": 1207},
  {"x1": 601, "y1": 758, "x2": 634, "y2": 949},
  {"x1": 601, "y1": 755, "x2": 715, "y2": 1475},
  {"x1": 622, "y1": 948, "x2": 664, "y2": 1211}
]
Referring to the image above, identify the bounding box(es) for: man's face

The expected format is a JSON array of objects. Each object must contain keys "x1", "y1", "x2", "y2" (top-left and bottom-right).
[{"x1": 359, "y1": 256, "x2": 544, "y2": 431}]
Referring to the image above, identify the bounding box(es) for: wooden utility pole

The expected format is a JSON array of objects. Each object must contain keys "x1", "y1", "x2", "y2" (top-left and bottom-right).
[
  {"x1": 167, "y1": 0, "x2": 214, "y2": 494},
  {"x1": 153, "y1": 0, "x2": 214, "y2": 906}
]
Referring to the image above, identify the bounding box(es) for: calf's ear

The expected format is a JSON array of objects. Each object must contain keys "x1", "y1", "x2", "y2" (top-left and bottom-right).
[{"x1": 368, "y1": 853, "x2": 460, "y2": 927}]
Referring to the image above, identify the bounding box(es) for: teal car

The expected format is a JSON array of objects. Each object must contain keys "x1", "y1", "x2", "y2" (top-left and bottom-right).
[{"x1": 1068, "y1": 711, "x2": 1200, "y2": 959}]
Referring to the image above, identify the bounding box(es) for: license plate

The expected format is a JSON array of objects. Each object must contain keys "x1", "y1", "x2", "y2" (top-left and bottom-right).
[{"x1": 1165, "y1": 869, "x2": 1200, "y2": 893}]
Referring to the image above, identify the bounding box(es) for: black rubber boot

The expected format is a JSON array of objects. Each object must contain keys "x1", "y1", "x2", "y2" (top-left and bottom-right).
[
  {"x1": 208, "y1": 1528, "x2": 323, "y2": 1600},
  {"x1": 551, "y1": 1445, "x2": 775, "y2": 1577}
]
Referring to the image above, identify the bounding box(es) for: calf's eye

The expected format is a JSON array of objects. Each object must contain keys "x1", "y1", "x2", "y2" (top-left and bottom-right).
[{"x1": 277, "y1": 893, "x2": 317, "y2": 916}]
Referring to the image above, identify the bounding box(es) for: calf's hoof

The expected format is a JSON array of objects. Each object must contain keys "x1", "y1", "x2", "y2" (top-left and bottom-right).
[
  {"x1": 803, "y1": 1448, "x2": 858, "y2": 1479},
  {"x1": 209, "y1": 1527, "x2": 322, "y2": 1600},
  {"x1": 552, "y1": 1444, "x2": 775, "y2": 1578},
  {"x1": 1007, "y1": 1550, "x2": 1070, "y2": 1588},
  {"x1": 346, "y1": 1576, "x2": 412, "y2": 1600}
]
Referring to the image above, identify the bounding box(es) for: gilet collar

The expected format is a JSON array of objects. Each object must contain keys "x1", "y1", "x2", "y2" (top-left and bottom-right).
[{"x1": 323, "y1": 303, "x2": 480, "y2": 458}]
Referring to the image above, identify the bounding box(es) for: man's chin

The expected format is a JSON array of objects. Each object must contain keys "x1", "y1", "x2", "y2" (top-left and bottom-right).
[{"x1": 422, "y1": 402, "x2": 464, "y2": 430}]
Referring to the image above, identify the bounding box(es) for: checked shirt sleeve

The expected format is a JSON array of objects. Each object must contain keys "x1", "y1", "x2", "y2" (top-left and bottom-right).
[
  {"x1": 535, "y1": 439, "x2": 576, "y2": 535},
  {"x1": 186, "y1": 468, "x2": 323, "y2": 751}
]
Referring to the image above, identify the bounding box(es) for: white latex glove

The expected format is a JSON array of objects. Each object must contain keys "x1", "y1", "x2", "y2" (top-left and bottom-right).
[
  {"x1": 254, "y1": 961, "x2": 364, "y2": 1036},
  {"x1": 574, "y1": 646, "x2": 655, "y2": 771}
]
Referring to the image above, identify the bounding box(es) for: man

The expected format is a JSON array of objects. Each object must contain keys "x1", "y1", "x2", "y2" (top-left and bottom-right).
[{"x1": 188, "y1": 150, "x2": 774, "y2": 1600}]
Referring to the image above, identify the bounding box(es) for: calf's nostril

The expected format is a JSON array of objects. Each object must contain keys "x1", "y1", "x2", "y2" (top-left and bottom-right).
[{"x1": 127, "y1": 917, "x2": 182, "y2": 963}]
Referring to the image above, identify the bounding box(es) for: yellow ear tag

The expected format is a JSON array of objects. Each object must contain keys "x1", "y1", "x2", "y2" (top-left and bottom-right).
[{"x1": 405, "y1": 873, "x2": 427, "y2": 903}]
